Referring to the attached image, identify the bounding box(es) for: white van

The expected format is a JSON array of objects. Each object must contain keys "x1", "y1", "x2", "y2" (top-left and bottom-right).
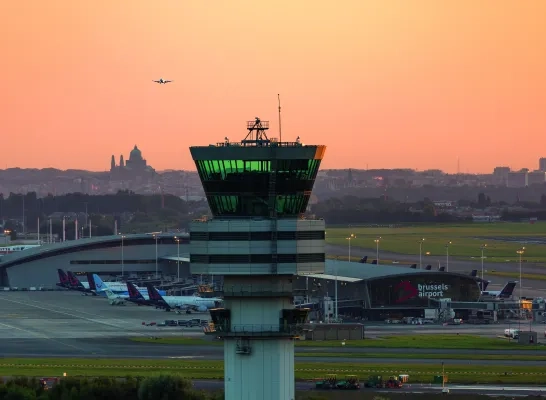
[{"x1": 504, "y1": 328, "x2": 520, "y2": 339}]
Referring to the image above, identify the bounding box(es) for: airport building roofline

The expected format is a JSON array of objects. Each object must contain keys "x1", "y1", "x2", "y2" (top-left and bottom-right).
[
  {"x1": 324, "y1": 259, "x2": 474, "y2": 281},
  {"x1": 298, "y1": 273, "x2": 363, "y2": 283},
  {"x1": 0, "y1": 232, "x2": 189, "y2": 269}
]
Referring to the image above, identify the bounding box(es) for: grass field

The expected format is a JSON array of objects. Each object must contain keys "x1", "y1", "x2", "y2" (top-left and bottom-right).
[
  {"x1": 3, "y1": 357, "x2": 546, "y2": 384},
  {"x1": 130, "y1": 334, "x2": 546, "y2": 351},
  {"x1": 326, "y1": 222, "x2": 546, "y2": 263}
]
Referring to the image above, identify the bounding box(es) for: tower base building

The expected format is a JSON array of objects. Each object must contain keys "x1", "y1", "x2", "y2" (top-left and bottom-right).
[{"x1": 189, "y1": 118, "x2": 326, "y2": 400}]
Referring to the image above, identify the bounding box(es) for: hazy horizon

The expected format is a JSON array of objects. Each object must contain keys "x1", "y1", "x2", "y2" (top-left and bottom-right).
[{"x1": 2, "y1": 1, "x2": 545, "y2": 173}]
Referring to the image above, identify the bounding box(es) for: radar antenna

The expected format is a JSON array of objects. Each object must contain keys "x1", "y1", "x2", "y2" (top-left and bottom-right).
[{"x1": 243, "y1": 117, "x2": 270, "y2": 145}]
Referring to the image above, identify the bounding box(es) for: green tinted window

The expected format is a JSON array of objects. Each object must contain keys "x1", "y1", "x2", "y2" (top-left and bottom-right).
[{"x1": 194, "y1": 158, "x2": 321, "y2": 217}]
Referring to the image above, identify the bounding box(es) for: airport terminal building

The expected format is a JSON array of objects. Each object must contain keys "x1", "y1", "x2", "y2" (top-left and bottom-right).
[
  {"x1": 0, "y1": 233, "x2": 190, "y2": 288},
  {"x1": 294, "y1": 261, "x2": 482, "y2": 320}
]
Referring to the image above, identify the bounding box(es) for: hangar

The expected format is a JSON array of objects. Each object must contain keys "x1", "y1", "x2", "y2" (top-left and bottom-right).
[
  {"x1": 293, "y1": 259, "x2": 482, "y2": 321},
  {"x1": 0, "y1": 233, "x2": 191, "y2": 288}
]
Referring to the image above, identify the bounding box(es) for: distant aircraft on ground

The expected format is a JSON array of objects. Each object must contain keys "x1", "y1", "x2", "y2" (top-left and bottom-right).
[
  {"x1": 153, "y1": 78, "x2": 172, "y2": 84},
  {"x1": 56, "y1": 269, "x2": 96, "y2": 295},
  {"x1": 480, "y1": 281, "x2": 517, "y2": 299},
  {"x1": 145, "y1": 283, "x2": 222, "y2": 313},
  {"x1": 0, "y1": 244, "x2": 41, "y2": 256},
  {"x1": 104, "y1": 289, "x2": 126, "y2": 305},
  {"x1": 92, "y1": 274, "x2": 166, "y2": 296}
]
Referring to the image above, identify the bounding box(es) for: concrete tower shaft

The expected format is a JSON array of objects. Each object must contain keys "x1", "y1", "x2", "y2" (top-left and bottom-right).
[{"x1": 189, "y1": 119, "x2": 326, "y2": 400}]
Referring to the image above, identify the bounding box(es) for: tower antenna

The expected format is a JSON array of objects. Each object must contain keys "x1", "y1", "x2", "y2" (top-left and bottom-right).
[{"x1": 277, "y1": 94, "x2": 282, "y2": 143}]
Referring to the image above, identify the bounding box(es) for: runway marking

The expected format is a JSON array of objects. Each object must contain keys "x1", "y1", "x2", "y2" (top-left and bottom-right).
[
  {"x1": 0, "y1": 295, "x2": 151, "y2": 339},
  {"x1": 0, "y1": 321, "x2": 87, "y2": 353}
]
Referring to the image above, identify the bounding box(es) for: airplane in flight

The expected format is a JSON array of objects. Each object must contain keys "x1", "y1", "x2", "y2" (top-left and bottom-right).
[
  {"x1": 480, "y1": 281, "x2": 517, "y2": 300},
  {"x1": 153, "y1": 78, "x2": 172, "y2": 84},
  {"x1": 145, "y1": 283, "x2": 222, "y2": 313},
  {"x1": 91, "y1": 274, "x2": 165, "y2": 296}
]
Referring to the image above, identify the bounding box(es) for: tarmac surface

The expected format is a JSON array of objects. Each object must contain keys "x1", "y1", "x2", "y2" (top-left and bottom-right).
[{"x1": 0, "y1": 291, "x2": 546, "y2": 365}]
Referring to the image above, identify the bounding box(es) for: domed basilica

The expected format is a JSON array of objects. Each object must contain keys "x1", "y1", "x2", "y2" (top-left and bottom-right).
[{"x1": 110, "y1": 145, "x2": 156, "y2": 179}]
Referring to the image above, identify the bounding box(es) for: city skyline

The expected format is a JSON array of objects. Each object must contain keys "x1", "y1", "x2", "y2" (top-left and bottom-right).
[{"x1": 2, "y1": 1, "x2": 546, "y2": 173}]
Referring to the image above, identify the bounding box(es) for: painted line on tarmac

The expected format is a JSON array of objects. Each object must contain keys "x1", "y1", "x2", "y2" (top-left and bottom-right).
[
  {"x1": 0, "y1": 321, "x2": 87, "y2": 353},
  {"x1": 0, "y1": 296, "x2": 150, "y2": 338}
]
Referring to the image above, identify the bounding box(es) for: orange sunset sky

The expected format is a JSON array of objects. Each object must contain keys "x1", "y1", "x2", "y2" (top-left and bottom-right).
[{"x1": 1, "y1": 1, "x2": 545, "y2": 173}]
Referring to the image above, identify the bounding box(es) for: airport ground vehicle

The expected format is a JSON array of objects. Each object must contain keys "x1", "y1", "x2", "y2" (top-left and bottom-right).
[
  {"x1": 315, "y1": 374, "x2": 360, "y2": 390},
  {"x1": 364, "y1": 375, "x2": 403, "y2": 389}
]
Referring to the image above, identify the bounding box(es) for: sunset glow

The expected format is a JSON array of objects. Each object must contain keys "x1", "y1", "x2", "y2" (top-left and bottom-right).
[{"x1": 2, "y1": 0, "x2": 545, "y2": 172}]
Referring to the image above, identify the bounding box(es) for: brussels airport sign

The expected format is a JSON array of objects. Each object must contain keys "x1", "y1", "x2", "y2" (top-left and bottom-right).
[
  {"x1": 418, "y1": 283, "x2": 450, "y2": 298},
  {"x1": 394, "y1": 281, "x2": 451, "y2": 303}
]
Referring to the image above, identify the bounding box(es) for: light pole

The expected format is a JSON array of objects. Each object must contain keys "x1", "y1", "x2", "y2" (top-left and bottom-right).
[
  {"x1": 419, "y1": 238, "x2": 425, "y2": 269},
  {"x1": 121, "y1": 234, "x2": 125, "y2": 278},
  {"x1": 334, "y1": 258, "x2": 338, "y2": 321},
  {"x1": 374, "y1": 237, "x2": 381, "y2": 265},
  {"x1": 517, "y1": 247, "x2": 525, "y2": 327},
  {"x1": 154, "y1": 234, "x2": 159, "y2": 279},
  {"x1": 445, "y1": 241, "x2": 451, "y2": 272},
  {"x1": 346, "y1": 233, "x2": 355, "y2": 262},
  {"x1": 480, "y1": 244, "x2": 487, "y2": 287},
  {"x1": 175, "y1": 237, "x2": 180, "y2": 281}
]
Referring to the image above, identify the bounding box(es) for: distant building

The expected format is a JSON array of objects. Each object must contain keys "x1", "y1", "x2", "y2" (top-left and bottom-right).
[
  {"x1": 433, "y1": 200, "x2": 454, "y2": 208},
  {"x1": 527, "y1": 171, "x2": 546, "y2": 186},
  {"x1": 110, "y1": 145, "x2": 156, "y2": 179},
  {"x1": 506, "y1": 170, "x2": 528, "y2": 188},
  {"x1": 492, "y1": 166, "x2": 510, "y2": 185},
  {"x1": 539, "y1": 158, "x2": 546, "y2": 172}
]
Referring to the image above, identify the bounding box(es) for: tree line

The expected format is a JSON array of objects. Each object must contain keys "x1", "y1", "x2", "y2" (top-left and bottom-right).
[
  {"x1": 0, "y1": 191, "x2": 192, "y2": 218},
  {"x1": 310, "y1": 193, "x2": 546, "y2": 225}
]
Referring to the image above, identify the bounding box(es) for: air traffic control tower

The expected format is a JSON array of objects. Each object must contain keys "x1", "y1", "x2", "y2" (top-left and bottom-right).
[{"x1": 189, "y1": 118, "x2": 326, "y2": 400}]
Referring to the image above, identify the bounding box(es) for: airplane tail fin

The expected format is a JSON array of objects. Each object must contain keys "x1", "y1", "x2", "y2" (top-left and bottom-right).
[
  {"x1": 145, "y1": 283, "x2": 165, "y2": 302},
  {"x1": 67, "y1": 271, "x2": 83, "y2": 287},
  {"x1": 425, "y1": 265, "x2": 432, "y2": 270},
  {"x1": 127, "y1": 282, "x2": 145, "y2": 300},
  {"x1": 86, "y1": 273, "x2": 97, "y2": 291},
  {"x1": 92, "y1": 274, "x2": 108, "y2": 291},
  {"x1": 471, "y1": 269, "x2": 478, "y2": 277},
  {"x1": 482, "y1": 280, "x2": 490, "y2": 291},
  {"x1": 439, "y1": 266, "x2": 446, "y2": 272},
  {"x1": 499, "y1": 281, "x2": 517, "y2": 298},
  {"x1": 104, "y1": 289, "x2": 116, "y2": 299},
  {"x1": 358, "y1": 256, "x2": 368, "y2": 263},
  {"x1": 57, "y1": 269, "x2": 69, "y2": 285}
]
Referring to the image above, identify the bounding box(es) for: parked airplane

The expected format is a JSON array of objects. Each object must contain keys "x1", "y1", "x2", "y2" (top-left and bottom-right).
[
  {"x1": 0, "y1": 244, "x2": 41, "y2": 256},
  {"x1": 481, "y1": 281, "x2": 517, "y2": 299},
  {"x1": 92, "y1": 274, "x2": 166, "y2": 296},
  {"x1": 126, "y1": 282, "x2": 153, "y2": 306},
  {"x1": 145, "y1": 283, "x2": 222, "y2": 313},
  {"x1": 104, "y1": 289, "x2": 126, "y2": 305},
  {"x1": 56, "y1": 269, "x2": 96, "y2": 295}
]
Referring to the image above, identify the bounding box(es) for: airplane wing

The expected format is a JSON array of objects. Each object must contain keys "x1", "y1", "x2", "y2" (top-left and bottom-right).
[
  {"x1": 164, "y1": 80, "x2": 172, "y2": 83},
  {"x1": 153, "y1": 80, "x2": 160, "y2": 83}
]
